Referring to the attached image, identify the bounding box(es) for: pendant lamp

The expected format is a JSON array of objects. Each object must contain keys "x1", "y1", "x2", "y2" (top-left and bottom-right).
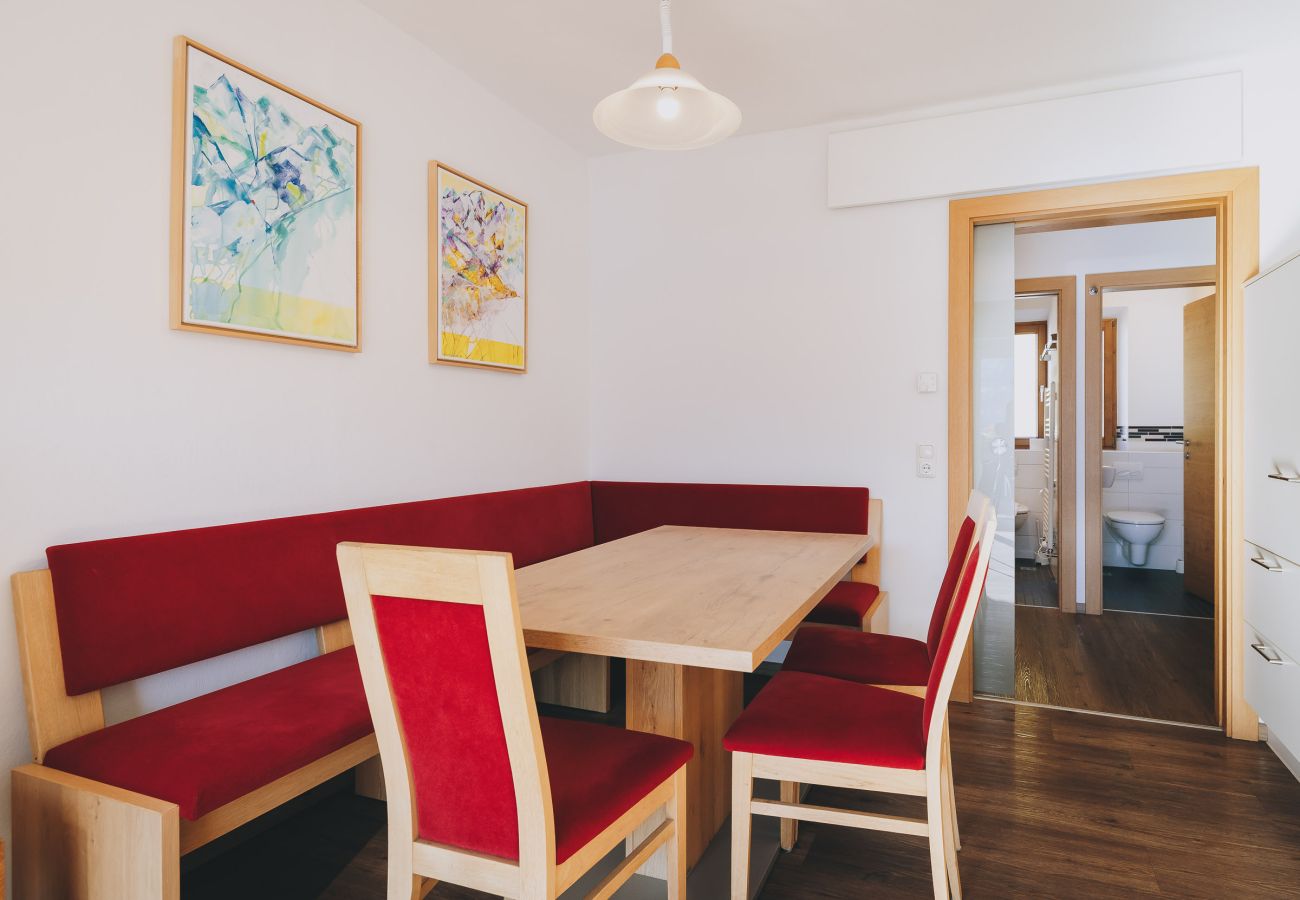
[{"x1": 593, "y1": 0, "x2": 741, "y2": 150}]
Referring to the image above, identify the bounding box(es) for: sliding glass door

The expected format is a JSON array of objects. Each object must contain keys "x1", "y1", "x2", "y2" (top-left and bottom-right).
[{"x1": 971, "y1": 223, "x2": 1017, "y2": 697}]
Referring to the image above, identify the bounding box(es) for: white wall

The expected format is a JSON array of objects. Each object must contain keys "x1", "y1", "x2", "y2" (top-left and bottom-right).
[
  {"x1": 0, "y1": 0, "x2": 590, "y2": 856},
  {"x1": 589, "y1": 127, "x2": 952, "y2": 641},
  {"x1": 1108, "y1": 286, "x2": 1216, "y2": 428},
  {"x1": 590, "y1": 45, "x2": 1300, "y2": 641}
]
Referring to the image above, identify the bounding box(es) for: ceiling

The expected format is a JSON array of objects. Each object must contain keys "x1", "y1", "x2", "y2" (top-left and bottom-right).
[{"x1": 361, "y1": 0, "x2": 1300, "y2": 155}]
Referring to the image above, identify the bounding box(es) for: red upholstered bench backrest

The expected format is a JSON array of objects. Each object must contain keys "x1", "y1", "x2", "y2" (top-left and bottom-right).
[
  {"x1": 45, "y1": 482, "x2": 594, "y2": 695},
  {"x1": 589, "y1": 481, "x2": 870, "y2": 545}
]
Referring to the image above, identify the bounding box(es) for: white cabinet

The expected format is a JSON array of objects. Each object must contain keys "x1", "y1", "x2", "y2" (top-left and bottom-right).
[
  {"x1": 1243, "y1": 543, "x2": 1300, "y2": 662},
  {"x1": 1243, "y1": 627, "x2": 1300, "y2": 760},
  {"x1": 1244, "y1": 254, "x2": 1300, "y2": 767}
]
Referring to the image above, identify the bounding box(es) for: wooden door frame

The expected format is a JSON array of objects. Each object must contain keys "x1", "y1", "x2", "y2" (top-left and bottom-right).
[
  {"x1": 947, "y1": 168, "x2": 1259, "y2": 741},
  {"x1": 1014, "y1": 276, "x2": 1077, "y2": 612},
  {"x1": 1082, "y1": 266, "x2": 1218, "y2": 618}
]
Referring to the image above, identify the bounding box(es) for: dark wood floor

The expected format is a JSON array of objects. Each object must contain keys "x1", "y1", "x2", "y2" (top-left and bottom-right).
[
  {"x1": 1014, "y1": 605, "x2": 1216, "y2": 725},
  {"x1": 183, "y1": 702, "x2": 1300, "y2": 899}
]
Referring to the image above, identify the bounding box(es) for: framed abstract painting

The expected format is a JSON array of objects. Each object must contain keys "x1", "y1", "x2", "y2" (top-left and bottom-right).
[
  {"x1": 430, "y1": 162, "x2": 527, "y2": 372},
  {"x1": 171, "y1": 37, "x2": 361, "y2": 351}
]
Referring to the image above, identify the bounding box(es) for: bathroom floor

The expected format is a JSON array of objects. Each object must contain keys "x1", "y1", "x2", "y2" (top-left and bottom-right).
[
  {"x1": 1014, "y1": 560, "x2": 1058, "y2": 608},
  {"x1": 1017, "y1": 561, "x2": 1214, "y2": 618},
  {"x1": 1101, "y1": 566, "x2": 1212, "y2": 617}
]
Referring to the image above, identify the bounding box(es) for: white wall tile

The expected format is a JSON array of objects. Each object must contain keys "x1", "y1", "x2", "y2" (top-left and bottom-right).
[
  {"x1": 1132, "y1": 450, "x2": 1184, "y2": 468},
  {"x1": 1145, "y1": 546, "x2": 1182, "y2": 571},
  {"x1": 1133, "y1": 466, "x2": 1183, "y2": 494},
  {"x1": 1103, "y1": 543, "x2": 1130, "y2": 566},
  {"x1": 1128, "y1": 491, "x2": 1184, "y2": 521},
  {"x1": 1017, "y1": 466, "x2": 1047, "y2": 490},
  {"x1": 1102, "y1": 488, "x2": 1130, "y2": 511}
]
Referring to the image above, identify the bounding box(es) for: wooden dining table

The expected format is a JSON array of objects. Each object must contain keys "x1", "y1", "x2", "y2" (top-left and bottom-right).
[{"x1": 515, "y1": 524, "x2": 875, "y2": 875}]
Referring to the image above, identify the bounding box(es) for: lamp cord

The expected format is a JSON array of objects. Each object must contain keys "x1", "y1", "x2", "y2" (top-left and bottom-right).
[{"x1": 660, "y1": 0, "x2": 673, "y2": 54}]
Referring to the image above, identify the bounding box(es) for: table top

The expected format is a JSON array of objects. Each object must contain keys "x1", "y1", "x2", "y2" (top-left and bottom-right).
[{"x1": 516, "y1": 525, "x2": 874, "y2": 672}]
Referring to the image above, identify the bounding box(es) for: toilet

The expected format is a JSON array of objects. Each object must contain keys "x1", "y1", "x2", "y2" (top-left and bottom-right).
[
  {"x1": 1103, "y1": 510, "x2": 1166, "y2": 566},
  {"x1": 1014, "y1": 501, "x2": 1030, "y2": 532}
]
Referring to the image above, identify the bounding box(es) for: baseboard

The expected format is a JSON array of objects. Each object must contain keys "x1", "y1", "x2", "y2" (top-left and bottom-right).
[{"x1": 1264, "y1": 725, "x2": 1300, "y2": 784}]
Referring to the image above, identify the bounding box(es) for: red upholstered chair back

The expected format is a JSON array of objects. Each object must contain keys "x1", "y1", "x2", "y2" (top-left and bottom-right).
[
  {"x1": 44, "y1": 482, "x2": 594, "y2": 694},
  {"x1": 924, "y1": 492, "x2": 990, "y2": 662},
  {"x1": 922, "y1": 512, "x2": 996, "y2": 747},
  {"x1": 338, "y1": 543, "x2": 552, "y2": 873}
]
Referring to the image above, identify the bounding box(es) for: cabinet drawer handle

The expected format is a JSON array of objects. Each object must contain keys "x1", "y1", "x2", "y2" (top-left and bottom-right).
[
  {"x1": 1252, "y1": 643, "x2": 1285, "y2": 665},
  {"x1": 1251, "y1": 555, "x2": 1285, "y2": 572},
  {"x1": 1268, "y1": 472, "x2": 1300, "y2": 483}
]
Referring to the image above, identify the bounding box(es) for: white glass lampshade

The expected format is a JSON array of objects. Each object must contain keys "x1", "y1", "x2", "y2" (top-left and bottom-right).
[{"x1": 594, "y1": 59, "x2": 741, "y2": 151}]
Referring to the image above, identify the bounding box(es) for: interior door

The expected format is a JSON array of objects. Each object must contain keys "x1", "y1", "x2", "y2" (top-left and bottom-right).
[{"x1": 1183, "y1": 294, "x2": 1216, "y2": 603}]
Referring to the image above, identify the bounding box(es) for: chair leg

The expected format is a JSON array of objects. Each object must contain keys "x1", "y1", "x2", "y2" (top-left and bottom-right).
[
  {"x1": 925, "y1": 772, "x2": 950, "y2": 900},
  {"x1": 387, "y1": 827, "x2": 416, "y2": 900},
  {"x1": 665, "y1": 768, "x2": 688, "y2": 900},
  {"x1": 943, "y1": 721, "x2": 961, "y2": 851},
  {"x1": 731, "y1": 752, "x2": 754, "y2": 900},
  {"x1": 940, "y1": 754, "x2": 962, "y2": 899},
  {"x1": 779, "y1": 781, "x2": 799, "y2": 851}
]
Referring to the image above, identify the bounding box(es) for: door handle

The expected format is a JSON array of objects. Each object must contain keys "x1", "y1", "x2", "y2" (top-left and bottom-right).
[
  {"x1": 1251, "y1": 555, "x2": 1285, "y2": 573},
  {"x1": 1252, "y1": 643, "x2": 1285, "y2": 665},
  {"x1": 1267, "y1": 472, "x2": 1300, "y2": 483}
]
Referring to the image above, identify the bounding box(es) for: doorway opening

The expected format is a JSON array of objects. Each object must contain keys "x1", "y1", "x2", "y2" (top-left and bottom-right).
[{"x1": 947, "y1": 169, "x2": 1260, "y2": 739}]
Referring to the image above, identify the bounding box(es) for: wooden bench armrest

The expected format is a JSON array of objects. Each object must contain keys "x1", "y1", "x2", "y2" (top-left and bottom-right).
[{"x1": 12, "y1": 764, "x2": 180, "y2": 900}]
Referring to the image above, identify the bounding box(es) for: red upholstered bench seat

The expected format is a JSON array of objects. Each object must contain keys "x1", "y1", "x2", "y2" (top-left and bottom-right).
[
  {"x1": 803, "y1": 581, "x2": 882, "y2": 628},
  {"x1": 42, "y1": 648, "x2": 371, "y2": 821}
]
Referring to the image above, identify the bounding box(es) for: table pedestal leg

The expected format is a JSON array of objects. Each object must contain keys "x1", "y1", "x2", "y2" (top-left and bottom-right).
[{"x1": 625, "y1": 660, "x2": 744, "y2": 877}]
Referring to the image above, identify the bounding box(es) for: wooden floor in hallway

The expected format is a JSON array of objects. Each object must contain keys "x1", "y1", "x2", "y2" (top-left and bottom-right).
[
  {"x1": 182, "y1": 702, "x2": 1300, "y2": 899},
  {"x1": 1014, "y1": 604, "x2": 1216, "y2": 725}
]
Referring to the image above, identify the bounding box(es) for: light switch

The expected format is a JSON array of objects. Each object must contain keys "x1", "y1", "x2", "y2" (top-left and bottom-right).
[{"x1": 917, "y1": 372, "x2": 939, "y2": 393}]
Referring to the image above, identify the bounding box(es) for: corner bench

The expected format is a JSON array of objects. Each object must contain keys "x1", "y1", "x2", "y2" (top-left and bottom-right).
[{"x1": 10, "y1": 480, "x2": 878, "y2": 898}]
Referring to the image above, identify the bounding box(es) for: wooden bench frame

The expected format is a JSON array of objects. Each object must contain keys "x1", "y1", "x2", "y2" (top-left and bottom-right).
[
  {"x1": 9, "y1": 569, "x2": 377, "y2": 898},
  {"x1": 7, "y1": 490, "x2": 876, "y2": 896}
]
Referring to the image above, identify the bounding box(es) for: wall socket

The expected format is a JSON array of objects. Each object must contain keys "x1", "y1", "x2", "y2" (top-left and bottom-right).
[{"x1": 917, "y1": 443, "x2": 937, "y2": 478}]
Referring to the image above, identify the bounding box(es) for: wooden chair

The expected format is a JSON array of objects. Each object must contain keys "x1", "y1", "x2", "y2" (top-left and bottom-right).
[
  {"x1": 725, "y1": 508, "x2": 996, "y2": 900},
  {"x1": 779, "y1": 491, "x2": 990, "y2": 851},
  {"x1": 337, "y1": 542, "x2": 692, "y2": 900}
]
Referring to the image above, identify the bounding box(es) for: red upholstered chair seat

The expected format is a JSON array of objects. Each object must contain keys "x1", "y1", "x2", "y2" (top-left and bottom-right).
[
  {"x1": 520, "y1": 718, "x2": 690, "y2": 864},
  {"x1": 42, "y1": 648, "x2": 371, "y2": 821},
  {"x1": 784, "y1": 628, "x2": 930, "y2": 687},
  {"x1": 723, "y1": 671, "x2": 926, "y2": 770},
  {"x1": 803, "y1": 581, "x2": 881, "y2": 628}
]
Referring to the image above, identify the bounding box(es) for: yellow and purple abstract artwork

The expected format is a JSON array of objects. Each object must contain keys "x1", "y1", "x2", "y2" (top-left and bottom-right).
[
  {"x1": 179, "y1": 43, "x2": 359, "y2": 348},
  {"x1": 434, "y1": 165, "x2": 527, "y2": 370}
]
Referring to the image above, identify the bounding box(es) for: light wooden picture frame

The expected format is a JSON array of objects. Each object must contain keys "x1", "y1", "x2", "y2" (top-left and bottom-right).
[
  {"x1": 429, "y1": 162, "x2": 528, "y2": 372},
  {"x1": 170, "y1": 36, "x2": 362, "y2": 352}
]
